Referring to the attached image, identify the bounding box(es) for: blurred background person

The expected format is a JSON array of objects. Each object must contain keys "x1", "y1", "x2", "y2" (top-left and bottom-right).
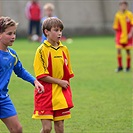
[
  {"x1": 41, "y1": 3, "x2": 56, "y2": 43},
  {"x1": 113, "y1": 0, "x2": 133, "y2": 72},
  {"x1": 25, "y1": 0, "x2": 42, "y2": 41}
]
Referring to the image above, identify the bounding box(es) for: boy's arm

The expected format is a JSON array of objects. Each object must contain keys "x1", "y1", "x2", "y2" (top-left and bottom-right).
[
  {"x1": 128, "y1": 26, "x2": 133, "y2": 39},
  {"x1": 40, "y1": 76, "x2": 69, "y2": 89},
  {"x1": 14, "y1": 60, "x2": 35, "y2": 85},
  {"x1": 14, "y1": 60, "x2": 44, "y2": 93},
  {"x1": 66, "y1": 47, "x2": 74, "y2": 78},
  {"x1": 113, "y1": 14, "x2": 118, "y2": 30},
  {"x1": 25, "y1": 1, "x2": 31, "y2": 19},
  {"x1": 128, "y1": 14, "x2": 133, "y2": 38}
]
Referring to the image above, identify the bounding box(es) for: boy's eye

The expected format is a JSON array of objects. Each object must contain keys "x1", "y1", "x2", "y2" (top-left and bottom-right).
[
  {"x1": 7, "y1": 32, "x2": 12, "y2": 35},
  {"x1": 7, "y1": 32, "x2": 16, "y2": 35},
  {"x1": 54, "y1": 29, "x2": 62, "y2": 32},
  {"x1": 54, "y1": 29, "x2": 59, "y2": 32}
]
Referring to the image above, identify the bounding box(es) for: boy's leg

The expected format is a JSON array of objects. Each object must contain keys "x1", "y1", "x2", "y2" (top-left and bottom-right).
[
  {"x1": 126, "y1": 49, "x2": 131, "y2": 71},
  {"x1": 36, "y1": 21, "x2": 40, "y2": 36},
  {"x1": 41, "y1": 120, "x2": 52, "y2": 133},
  {"x1": 29, "y1": 20, "x2": 33, "y2": 35},
  {"x1": 53, "y1": 108, "x2": 71, "y2": 133},
  {"x1": 54, "y1": 120, "x2": 64, "y2": 133},
  {"x1": 28, "y1": 20, "x2": 33, "y2": 40},
  {"x1": 1, "y1": 115, "x2": 22, "y2": 133},
  {"x1": 116, "y1": 48, "x2": 123, "y2": 72},
  {"x1": 117, "y1": 49, "x2": 122, "y2": 68}
]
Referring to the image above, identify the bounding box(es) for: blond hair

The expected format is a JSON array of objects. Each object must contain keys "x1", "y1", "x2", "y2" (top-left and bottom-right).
[
  {"x1": 0, "y1": 16, "x2": 18, "y2": 33},
  {"x1": 42, "y1": 17, "x2": 64, "y2": 37},
  {"x1": 43, "y1": 3, "x2": 55, "y2": 10}
]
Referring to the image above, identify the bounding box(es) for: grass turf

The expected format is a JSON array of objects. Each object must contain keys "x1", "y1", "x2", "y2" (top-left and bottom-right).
[{"x1": 0, "y1": 36, "x2": 132, "y2": 133}]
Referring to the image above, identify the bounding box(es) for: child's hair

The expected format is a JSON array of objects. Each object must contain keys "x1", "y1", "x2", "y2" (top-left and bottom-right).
[
  {"x1": 119, "y1": 0, "x2": 128, "y2": 5},
  {"x1": 42, "y1": 17, "x2": 64, "y2": 37},
  {"x1": 43, "y1": 3, "x2": 55, "y2": 11},
  {"x1": 0, "y1": 16, "x2": 18, "y2": 33}
]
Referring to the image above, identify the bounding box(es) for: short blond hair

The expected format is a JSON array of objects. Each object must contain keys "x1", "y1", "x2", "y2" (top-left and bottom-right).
[
  {"x1": 42, "y1": 17, "x2": 64, "y2": 37},
  {"x1": 0, "y1": 16, "x2": 18, "y2": 33},
  {"x1": 43, "y1": 3, "x2": 55, "y2": 10}
]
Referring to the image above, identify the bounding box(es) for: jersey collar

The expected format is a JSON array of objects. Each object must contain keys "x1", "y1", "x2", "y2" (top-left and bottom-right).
[
  {"x1": 44, "y1": 40, "x2": 63, "y2": 48},
  {"x1": 119, "y1": 9, "x2": 128, "y2": 14}
]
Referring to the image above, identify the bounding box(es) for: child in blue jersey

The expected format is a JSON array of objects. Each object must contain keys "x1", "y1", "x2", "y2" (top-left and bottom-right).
[
  {"x1": 41, "y1": 3, "x2": 56, "y2": 43},
  {"x1": 0, "y1": 16, "x2": 44, "y2": 133}
]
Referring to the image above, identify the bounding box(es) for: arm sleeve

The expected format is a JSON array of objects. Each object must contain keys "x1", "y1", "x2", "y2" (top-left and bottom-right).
[
  {"x1": 13, "y1": 56, "x2": 35, "y2": 86},
  {"x1": 66, "y1": 48, "x2": 74, "y2": 78},
  {"x1": 131, "y1": 13, "x2": 133, "y2": 26},
  {"x1": 25, "y1": 1, "x2": 31, "y2": 19},
  {"x1": 113, "y1": 14, "x2": 119, "y2": 30},
  {"x1": 34, "y1": 47, "x2": 49, "y2": 80},
  {"x1": 39, "y1": 3, "x2": 43, "y2": 19}
]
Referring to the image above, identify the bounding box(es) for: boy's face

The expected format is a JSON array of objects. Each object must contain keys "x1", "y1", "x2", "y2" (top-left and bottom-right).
[
  {"x1": 45, "y1": 8, "x2": 53, "y2": 17},
  {"x1": 45, "y1": 27, "x2": 62, "y2": 43},
  {"x1": 0, "y1": 26, "x2": 17, "y2": 47},
  {"x1": 119, "y1": 3, "x2": 127, "y2": 11}
]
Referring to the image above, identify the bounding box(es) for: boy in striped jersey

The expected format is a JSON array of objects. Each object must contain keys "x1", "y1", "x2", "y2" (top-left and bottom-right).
[{"x1": 32, "y1": 17, "x2": 74, "y2": 133}]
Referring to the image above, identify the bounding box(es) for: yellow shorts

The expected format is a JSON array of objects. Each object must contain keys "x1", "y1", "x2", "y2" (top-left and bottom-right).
[{"x1": 32, "y1": 108, "x2": 71, "y2": 121}]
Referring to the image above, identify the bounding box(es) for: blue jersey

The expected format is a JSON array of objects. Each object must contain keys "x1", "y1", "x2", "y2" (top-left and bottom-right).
[{"x1": 0, "y1": 48, "x2": 35, "y2": 99}]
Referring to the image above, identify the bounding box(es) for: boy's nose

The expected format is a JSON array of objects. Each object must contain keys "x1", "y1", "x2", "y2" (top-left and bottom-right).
[
  {"x1": 12, "y1": 34, "x2": 16, "y2": 39},
  {"x1": 59, "y1": 32, "x2": 62, "y2": 35}
]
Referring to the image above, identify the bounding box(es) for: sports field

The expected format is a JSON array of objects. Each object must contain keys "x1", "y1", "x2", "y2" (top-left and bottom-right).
[{"x1": 0, "y1": 36, "x2": 132, "y2": 133}]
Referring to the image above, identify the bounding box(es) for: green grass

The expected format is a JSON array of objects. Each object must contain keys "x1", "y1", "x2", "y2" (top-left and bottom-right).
[{"x1": 0, "y1": 36, "x2": 132, "y2": 133}]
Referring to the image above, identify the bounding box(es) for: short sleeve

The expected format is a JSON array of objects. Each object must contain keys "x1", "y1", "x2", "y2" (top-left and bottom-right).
[
  {"x1": 34, "y1": 46, "x2": 49, "y2": 79},
  {"x1": 66, "y1": 48, "x2": 74, "y2": 78},
  {"x1": 113, "y1": 14, "x2": 119, "y2": 30},
  {"x1": 131, "y1": 13, "x2": 133, "y2": 25}
]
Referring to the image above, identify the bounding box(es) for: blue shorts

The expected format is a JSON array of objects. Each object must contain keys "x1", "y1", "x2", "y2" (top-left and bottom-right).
[{"x1": 0, "y1": 96, "x2": 17, "y2": 119}]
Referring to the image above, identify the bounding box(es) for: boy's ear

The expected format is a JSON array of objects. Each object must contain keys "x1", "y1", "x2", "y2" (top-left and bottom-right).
[{"x1": 44, "y1": 29, "x2": 49, "y2": 36}]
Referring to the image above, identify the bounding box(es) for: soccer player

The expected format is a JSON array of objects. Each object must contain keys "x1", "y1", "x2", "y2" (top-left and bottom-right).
[
  {"x1": 32, "y1": 17, "x2": 74, "y2": 133},
  {"x1": 0, "y1": 16, "x2": 44, "y2": 133},
  {"x1": 41, "y1": 3, "x2": 56, "y2": 43},
  {"x1": 113, "y1": 0, "x2": 133, "y2": 72}
]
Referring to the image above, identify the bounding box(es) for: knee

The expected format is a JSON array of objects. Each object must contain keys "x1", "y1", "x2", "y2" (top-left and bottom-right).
[
  {"x1": 43, "y1": 126, "x2": 52, "y2": 133},
  {"x1": 10, "y1": 125, "x2": 22, "y2": 133},
  {"x1": 17, "y1": 125, "x2": 22, "y2": 133},
  {"x1": 55, "y1": 121, "x2": 63, "y2": 128},
  {"x1": 54, "y1": 121, "x2": 64, "y2": 132}
]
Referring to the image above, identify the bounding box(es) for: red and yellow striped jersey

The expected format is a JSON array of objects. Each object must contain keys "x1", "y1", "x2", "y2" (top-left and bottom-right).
[
  {"x1": 113, "y1": 10, "x2": 133, "y2": 44},
  {"x1": 33, "y1": 40, "x2": 74, "y2": 112}
]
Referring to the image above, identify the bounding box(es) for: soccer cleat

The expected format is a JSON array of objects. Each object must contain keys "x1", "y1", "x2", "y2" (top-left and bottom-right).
[
  {"x1": 124, "y1": 67, "x2": 130, "y2": 72},
  {"x1": 115, "y1": 67, "x2": 123, "y2": 72}
]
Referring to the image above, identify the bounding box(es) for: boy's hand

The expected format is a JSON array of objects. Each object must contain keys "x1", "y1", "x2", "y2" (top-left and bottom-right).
[
  {"x1": 34, "y1": 79, "x2": 44, "y2": 93},
  {"x1": 58, "y1": 80, "x2": 69, "y2": 89}
]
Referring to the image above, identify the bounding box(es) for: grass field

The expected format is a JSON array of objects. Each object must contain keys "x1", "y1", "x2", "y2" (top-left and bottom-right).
[{"x1": 0, "y1": 36, "x2": 132, "y2": 133}]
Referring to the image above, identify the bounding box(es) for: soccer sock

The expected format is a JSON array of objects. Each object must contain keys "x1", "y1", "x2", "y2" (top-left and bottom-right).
[
  {"x1": 117, "y1": 54, "x2": 122, "y2": 68},
  {"x1": 127, "y1": 55, "x2": 131, "y2": 68}
]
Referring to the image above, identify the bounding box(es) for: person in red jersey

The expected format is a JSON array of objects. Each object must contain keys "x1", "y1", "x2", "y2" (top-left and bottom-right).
[
  {"x1": 25, "y1": 0, "x2": 42, "y2": 40},
  {"x1": 32, "y1": 17, "x2": 74, "y2": 133},
  {"x1": 113, "y1": 0, "x2": 133, "y2": 72}
]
